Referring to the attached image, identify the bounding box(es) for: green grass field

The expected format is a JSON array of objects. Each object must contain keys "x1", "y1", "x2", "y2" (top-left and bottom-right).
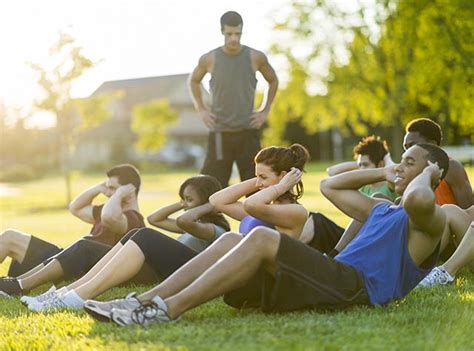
[{"x1": 0, "y1": 164, "x2": 473, "y2": 350}]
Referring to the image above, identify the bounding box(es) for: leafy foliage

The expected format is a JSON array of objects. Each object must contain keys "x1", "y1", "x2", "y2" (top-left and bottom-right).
[{"x1": 131, "y1": 99, "x2": 178, "y2": 152}]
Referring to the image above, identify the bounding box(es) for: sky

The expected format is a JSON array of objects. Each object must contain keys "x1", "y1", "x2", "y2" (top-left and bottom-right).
[{"x1": 0, "y1": 0, "x2": 291, "y2": 127}]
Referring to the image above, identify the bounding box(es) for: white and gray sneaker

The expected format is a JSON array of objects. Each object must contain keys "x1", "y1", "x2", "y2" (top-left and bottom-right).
[
  {"x1": 111, "y1": 295, "x2": 171, "y2": 327},
  {"x1": 21, "y1": 285, "x2": 57, "y2": 306},
  {"x1": 417, "y1": 266, "x2": 455, "y2": 288},
  {"x1": 28, "y1": 293, "x2": 68, "y2": 312},
  {"x1": 84, "y1": 292, "x2": 142, "y2": 322}
]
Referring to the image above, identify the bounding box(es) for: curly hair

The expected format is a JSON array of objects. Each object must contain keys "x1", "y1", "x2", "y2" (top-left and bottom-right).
[{"x1": 352, "y1": 135, "x2": 389, "y2": 166}]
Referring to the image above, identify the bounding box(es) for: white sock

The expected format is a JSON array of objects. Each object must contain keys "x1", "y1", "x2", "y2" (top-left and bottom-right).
[
  {"x1": 151, "y1": 295, "x2": 168, "y2": 313},
  {"x1": 56, "y1": 286, "x2": 70, "y2": 296},
  {"x1": 62, "y1": 289, "x2": 85, "y2": 308},
  {"x1": 18, "y1": 279, "x2": 25, "y2": 290}
]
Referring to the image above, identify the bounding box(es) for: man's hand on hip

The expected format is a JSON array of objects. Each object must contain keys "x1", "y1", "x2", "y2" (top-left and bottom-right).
[
  {"x1": 250, "y1": 111, "x2": 268, "y2": 129},
  {"x1": 199, "y1": 109, "x2": 217, "y2": 129}
]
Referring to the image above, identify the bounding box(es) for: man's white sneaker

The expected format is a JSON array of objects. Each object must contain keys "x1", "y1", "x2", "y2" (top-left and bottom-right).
[
  {"x1": 84, "y1": 292, "x2": 142, "y2": 321},
  {"x1": 417, "y1": 266, "x2": 454, "y2": 288},
  {"x1": 111, "y1": 295, "x2": 170, "y2": 327}
]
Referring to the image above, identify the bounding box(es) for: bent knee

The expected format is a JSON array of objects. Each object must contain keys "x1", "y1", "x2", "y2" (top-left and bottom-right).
[
  {"x1": 217, "y1": 232, "x2": 242, "y2": 246},
  {"x1": 0, "y1": 229, "x2": 29, "y2": 246},
  {"x1": 246, "y1": 226, "x2": 280, "y2": 246}
]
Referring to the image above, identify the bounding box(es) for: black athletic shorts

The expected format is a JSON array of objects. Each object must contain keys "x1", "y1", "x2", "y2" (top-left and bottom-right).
[
  {"x1": 8, "y1": 235, "x2": 62, "y2": 277},
  {"x1": 129, "y1": 228, "x2": 198, "y2": 280},
  {"x1": 307, "y1": 212, "x2": 344, "y2": 253},
  {"x1": 224, "y1": 233, "x2": 370, "y2": 312}
]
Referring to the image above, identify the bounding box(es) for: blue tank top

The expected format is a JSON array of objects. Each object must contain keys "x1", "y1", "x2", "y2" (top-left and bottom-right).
[
  {"x1": 335, "y1": 203, "x2": 439, "y2": 305},
  {"x1": 239, "y1": 215, "x2": 275, "y2": 236}
]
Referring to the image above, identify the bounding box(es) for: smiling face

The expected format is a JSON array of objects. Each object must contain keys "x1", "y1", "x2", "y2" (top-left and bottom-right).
[
  {"x1": 222, "y1": 24, "x2": 242, "y2": 52},
  {"x1": 255, "y1": 163, "x2": 284, "y2": 190},
  {"x1": 104, "y1": 176, "x2": 121, "y2": 198},
  {"x1": 394, "y1": 146, "x2": 430, "y2": 194},
  {"x1": 181, "y1": 185, "x2": 202, "y2": 210}
]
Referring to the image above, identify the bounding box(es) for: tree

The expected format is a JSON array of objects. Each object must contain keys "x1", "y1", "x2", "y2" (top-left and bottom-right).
[
  {"x1": 269, "y1": 0, "x2": 474, "y2": 159},
  {"x1": 29, "y1": 31, "x2": 111, "y2": 204},
  {"x1": 131, "y1": 99, "x2": 178, "y2": 152}
]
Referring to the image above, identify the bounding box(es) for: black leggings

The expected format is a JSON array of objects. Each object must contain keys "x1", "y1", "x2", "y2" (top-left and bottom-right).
[
  {"x1": 121, "y1": 228, "x2": 199, "y2": 280},
  {"x1": 50, "y1": 228, "x2": 157, "y2": 284}
]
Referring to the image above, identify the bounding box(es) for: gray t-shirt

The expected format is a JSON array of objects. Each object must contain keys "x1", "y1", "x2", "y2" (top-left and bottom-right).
[{"x1": 177, "y1": 224, "x2": 227, "y2": 253}]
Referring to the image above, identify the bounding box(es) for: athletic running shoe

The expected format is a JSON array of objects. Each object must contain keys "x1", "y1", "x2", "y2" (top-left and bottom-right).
[
  {"x1": 28, "y1": 293, "x2": 68, "y2": 312},
  {"x1": 111, "y1": 295, "x2": 170, "y2": 327},
  {"x1": 0, "y1": 277, "x2": 23, "y2": 296},
  {"x1": 417, "y1": 266, "x2": 454, "y2": 287},
  {"x1": 84, "y1": 292, "x2": 141, "y2": 322},
  {"x1": 21, "y1": 285, "x2": 57, "y2": 306}
]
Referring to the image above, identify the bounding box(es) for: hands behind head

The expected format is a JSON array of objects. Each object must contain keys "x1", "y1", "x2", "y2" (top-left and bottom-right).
[
  {"x1": 423, "y1": 161, "x2": 443, "y2": 187},
  {"x1": 116, "y1": 184, "x2": 136, "y2": 200},
  {"x1": 384, "y1": 164, "x2": 398, "y2": 184},
  {"x1": 279, "y1": 167, "x2": 302, "y2": 191}
]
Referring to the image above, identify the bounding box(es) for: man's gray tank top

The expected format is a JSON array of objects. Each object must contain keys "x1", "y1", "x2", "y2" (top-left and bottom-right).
[{"x1": 210, "y1": 45, "x2": 257, "y2": 131}]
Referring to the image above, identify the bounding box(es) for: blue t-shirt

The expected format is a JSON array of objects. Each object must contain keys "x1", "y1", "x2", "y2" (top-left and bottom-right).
[
  {"x1": 239, "y1": 215, "x2": 275, "y2": 236},
  {"x1": 335, "y1": 203, "x2": 439, "y2": 305}
]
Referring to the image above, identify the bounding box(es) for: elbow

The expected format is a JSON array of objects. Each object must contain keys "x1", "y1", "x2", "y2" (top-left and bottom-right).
[
  {"x1": 404, "y1": 189, "x2": 435, "y2": 214},
  {"x1": 209, "y1": 194, "x2": 222, "y2": 211},
  {"x1": 320, "y1": 178, "x2": 331, "y2": 198},
  {"x1": 101, "y1": 214, "x2": 122, "y2": 229},
  {"x1": 243, "y1": 199, "x2": 260, "y2": 217},
  {"x1": 176, "y1": 215, "x2": 192, "y2": 232}
]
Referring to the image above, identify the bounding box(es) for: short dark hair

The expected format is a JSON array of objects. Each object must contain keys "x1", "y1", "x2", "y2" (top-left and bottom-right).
[
  {"x1": 220, "y1": 11, "x2": 243, "y2": 30},
  {"x1": 106, "y1": 164, "x2": 141, "y2": 195},
  {"x1": 416, "y1": 143, "x2": 450, "y2": 181},
  {"x1": 352, "y1": 135, "x2": 389, "y2": 165},
  {"x1": 406, "y1": 118, "x2": 443, "y2": 145}
]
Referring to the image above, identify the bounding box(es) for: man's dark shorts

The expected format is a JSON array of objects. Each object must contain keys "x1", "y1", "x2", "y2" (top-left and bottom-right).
[
  {"x1": 224, "y1": 233, "x2": 369, "y2": 312},
  {"x1": 8, "y1": 236, "x2": 62, "y2": 277}
]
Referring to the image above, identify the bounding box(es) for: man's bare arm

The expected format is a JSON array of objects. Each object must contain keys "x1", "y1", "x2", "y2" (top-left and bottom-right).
[
  {"x1": 320, "y1": 166, "x2": 393, "y2": 222},
  {"x1": 445, "y1": 159, "x2": 472, "y2": 209},
  {"x1": 250, "y1": 51, "x2": 278, "y2": 129},
  {"x1": 188, "y1": 52, "x2": 216, "y2": 129},
  {"x1": 69, "y1": 183, "x2": 106, "y2": 224},
  {"x1": 101, "y1": 184, "x2": 136, "y2": 234},
  {"x1": 403, "y1": 162, "x2": 446, "y2": 237}
]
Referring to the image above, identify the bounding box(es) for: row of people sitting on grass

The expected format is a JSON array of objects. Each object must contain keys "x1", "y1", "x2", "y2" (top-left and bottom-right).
[{"x1": 0, "y1": 118, "x2": 472, "y2": 327}]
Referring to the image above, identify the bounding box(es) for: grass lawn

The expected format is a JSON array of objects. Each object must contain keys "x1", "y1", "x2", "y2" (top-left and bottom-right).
[{"x1": 0, "y1": 164, "x2": 473, "y2": 350}]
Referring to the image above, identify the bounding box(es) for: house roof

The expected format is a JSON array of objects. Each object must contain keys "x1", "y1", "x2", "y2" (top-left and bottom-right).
[{"x1": 91, "y1": 73, "x2": 207, "y2": 107}]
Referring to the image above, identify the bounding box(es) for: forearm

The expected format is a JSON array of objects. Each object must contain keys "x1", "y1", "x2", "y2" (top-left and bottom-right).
[
  {"x1": 189, "y1": 81, "x2": 208, "y2": 111},
  {"x1": 260, "y1": 79, "x2": 278, "y2": 113},
  {"x1": 69, "y1": 184, "x2": 102, "y2": 212},
  {"x1": 210, "y1": 179, "x2": 258, "y2": 208},
  {"x1": 323, "y1": 168, "x2": 386, "y2": 191},
  {"x1": 147, "y1": 202, "x2": 183, "y2": 226},
  {"x1": 101, "y1": 192, "x2": 125, "y2": 223},
  {"x1": 403, "y1": 171, "x2": 436, "y2": 212},
  {"x1": 178, "y1": 203, "x2": 214, "y2": 223},
  {"x1": 326, "y1": 161, "x2": 358, "y2": 176},
  {"x1": 245, "y1": 183, "x2": 286, "y2": 207}
]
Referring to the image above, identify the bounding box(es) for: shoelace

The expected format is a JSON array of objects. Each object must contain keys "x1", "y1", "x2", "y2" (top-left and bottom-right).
[
  {"x1": 42, "y1": 294, "x2": 67, "y2": 309},
  {"x1": 427, "y1": 268, "x2": 450, "y2": 285},
  {"x1": 131, "y1": 302, "x2": 162, "y2": 325},
  {"x1": 36, "y1": 290, "x2": 57, "y2": 303}
]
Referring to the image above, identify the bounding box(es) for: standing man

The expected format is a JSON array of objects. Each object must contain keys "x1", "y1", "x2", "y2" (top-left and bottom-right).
[{"x1": 189, "y1": 11, "x2": 278, "y2": 188}]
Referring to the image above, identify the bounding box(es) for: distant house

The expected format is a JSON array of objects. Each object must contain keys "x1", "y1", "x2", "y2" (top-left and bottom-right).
[{"x1": 73, "y1": 73, "x2": 209, "y2": 169}]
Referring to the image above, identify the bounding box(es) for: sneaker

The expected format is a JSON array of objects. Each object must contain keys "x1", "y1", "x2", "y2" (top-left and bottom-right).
[
  {"x1": 28, "y1": 293, "x2": 68, "y2": 312},
  {"x1": 0, "y1": 277, "x2": 23, "y2": 297},
  {"x1": 84, "y1": 292, "x2": 141, "y2": 322},
  {"x1": 111, "y1": 295, "x2": 170, "y2": 327},
  {"x1": 417, "y1": 266, "x2": 454, "y2": 288},
  {"x1": 21, "y1": 286, "x2": 57, "y2": 306}
]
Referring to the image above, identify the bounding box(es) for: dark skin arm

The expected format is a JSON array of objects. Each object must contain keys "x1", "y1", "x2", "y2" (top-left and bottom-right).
[{"x1": 444, "y1": 159, "x2": 472, "y2": 209}]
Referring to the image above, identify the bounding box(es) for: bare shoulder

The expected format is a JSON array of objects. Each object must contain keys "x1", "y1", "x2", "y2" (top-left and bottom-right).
[
  {"x1": 446, "y1": 158, "x2": 468, "y2": 178},
  {"x1": 198, "y1": 50, "x2": 216, "y2": 69},
  {"x1": 249, "y1": 48, "x2": 268, "y2": 64}
]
